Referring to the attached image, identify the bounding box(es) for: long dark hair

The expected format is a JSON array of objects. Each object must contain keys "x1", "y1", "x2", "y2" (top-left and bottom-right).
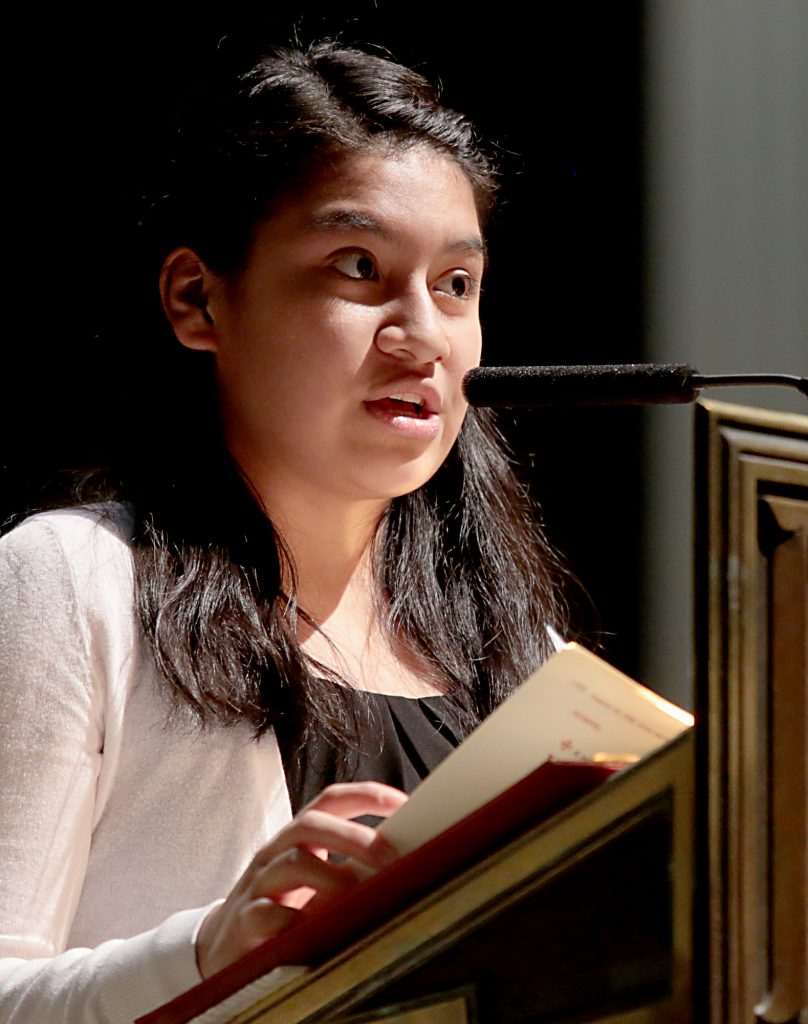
[{"x1": 73, "y1": 41, "x2": 570, "y2": 747}]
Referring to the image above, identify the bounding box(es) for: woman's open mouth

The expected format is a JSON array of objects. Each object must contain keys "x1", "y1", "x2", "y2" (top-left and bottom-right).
[
  {"x1": 373, "y1": 394, "x2": 428, "y2": 417},
  {"x1": 364, "y1": 393, "x2": 440, "y2": 438}
]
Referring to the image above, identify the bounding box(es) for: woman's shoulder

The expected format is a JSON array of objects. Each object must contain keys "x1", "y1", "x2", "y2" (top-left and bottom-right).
[
  {"x1": 0, "y1": 502, "x2": 136, "y2": 606},
  {"x1": 1, "y1": 501, "x2": 134, "y2": 556}
]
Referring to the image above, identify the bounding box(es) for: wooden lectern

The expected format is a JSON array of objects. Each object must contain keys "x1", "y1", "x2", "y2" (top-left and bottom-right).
[
  {"x1": 156, "y1": 401, "x2": 807, "y2": 1024},
  {"x1": 695, "y1": 401, "x2": 807, "y2": 1024}
]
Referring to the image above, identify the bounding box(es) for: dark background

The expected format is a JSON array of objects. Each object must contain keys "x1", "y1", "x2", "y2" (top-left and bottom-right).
[{"x1": 3, "y1": 3, "x2": 645, "y2": 675}]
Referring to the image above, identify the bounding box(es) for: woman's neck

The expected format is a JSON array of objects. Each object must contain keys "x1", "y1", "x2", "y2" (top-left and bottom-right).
[
  {"x1": 263, "y1": 486, "x2": 385, "y2": 623},
  {"x1": 251, "y1": 472, "x2": 443, "y2": 698}
]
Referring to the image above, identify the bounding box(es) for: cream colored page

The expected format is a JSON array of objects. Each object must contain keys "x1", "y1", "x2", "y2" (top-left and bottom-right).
[{"x1": 378, "y1": 644, "x2": 693, "y2": 856}]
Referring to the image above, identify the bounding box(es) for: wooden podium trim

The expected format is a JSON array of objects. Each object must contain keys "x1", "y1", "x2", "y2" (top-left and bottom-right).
[
  {"x1": 220, "y1": 733, "x2": 694, "y2": 1024},
  {"x1": 695, "y1": 400, "x2": 808, "y2": 1024},
  {"x1": 331, "y1": 987, "x2": 476, "y2": 1024}
]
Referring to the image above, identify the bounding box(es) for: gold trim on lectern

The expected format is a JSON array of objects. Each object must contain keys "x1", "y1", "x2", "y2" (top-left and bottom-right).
[{"x1": 331, "y1": 988, "x2": 475, "y2": 1024}]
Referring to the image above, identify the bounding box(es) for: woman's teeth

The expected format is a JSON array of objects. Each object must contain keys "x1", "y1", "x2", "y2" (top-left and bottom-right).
[{"x1": 388, "y1": 393, "x2": 424, "y2": 414}]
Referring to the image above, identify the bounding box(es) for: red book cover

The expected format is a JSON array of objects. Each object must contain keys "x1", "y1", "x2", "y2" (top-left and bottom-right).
[{"x1": 138, "y1": 759, "x2": 614, "y2": 1024}]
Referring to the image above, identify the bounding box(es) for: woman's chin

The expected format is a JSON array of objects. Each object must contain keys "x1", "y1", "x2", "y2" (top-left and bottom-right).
[{"x1": 348, "y1": 463, "x2": 444, "y2": 503}]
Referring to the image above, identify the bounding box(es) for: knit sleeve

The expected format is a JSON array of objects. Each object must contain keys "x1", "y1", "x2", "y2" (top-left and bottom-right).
[{"x1": 0, "y1": 512, "x2": 206, "y2": 1023}]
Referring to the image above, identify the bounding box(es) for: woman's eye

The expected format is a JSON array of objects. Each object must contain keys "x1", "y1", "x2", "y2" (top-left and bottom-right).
[
  {"x1": 331, "y1": 252, "x2": 379, "y2": 281},
  {"x1": 434, "y1": 271, "x2": 477, "y2": 299}
]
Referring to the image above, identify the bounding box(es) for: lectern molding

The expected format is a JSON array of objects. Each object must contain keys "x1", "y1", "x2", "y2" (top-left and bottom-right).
[{"x1": 695, "y1": 399, "x2": 808, "y2": 1024}]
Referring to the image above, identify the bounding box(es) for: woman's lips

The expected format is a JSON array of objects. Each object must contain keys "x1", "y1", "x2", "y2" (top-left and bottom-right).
[{"x1": 364, "y1": 397, "x2": 441, "y2": 439}]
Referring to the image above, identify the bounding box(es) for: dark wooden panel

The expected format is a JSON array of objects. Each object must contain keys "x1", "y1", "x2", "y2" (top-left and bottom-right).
[{"x1": 694, "y1": 400, "x2": 808, "y2": 1024}]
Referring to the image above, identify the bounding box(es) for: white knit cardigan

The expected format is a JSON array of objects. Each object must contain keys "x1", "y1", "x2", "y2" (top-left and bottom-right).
[{"x1": 0, "y1": 507, "x2": 293, "y2": 1023}]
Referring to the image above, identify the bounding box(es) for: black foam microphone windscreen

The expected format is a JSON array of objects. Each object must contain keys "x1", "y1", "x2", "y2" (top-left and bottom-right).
[{"x1": 463, "y1": 364, "x2": 700, "y2": 407}]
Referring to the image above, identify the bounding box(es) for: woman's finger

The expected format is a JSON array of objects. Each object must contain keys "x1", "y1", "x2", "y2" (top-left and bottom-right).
[
  {"x1": 249, "y1": 844, "x2": 361, "y2": 902},
  {"x1": 303, "y1": 781, "x2": 408, "y2": 820},
  {"x1": 251, "y1": 809, "x2": 399, "y2": 873},
  {"x1": 235, "y1": 899, "x2": 302, "y2": 946}
]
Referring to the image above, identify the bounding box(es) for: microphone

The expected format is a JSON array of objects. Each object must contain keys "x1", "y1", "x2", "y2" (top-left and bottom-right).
[{"x1": 463, "y1": 363, "x2": 808, "y2": 408}]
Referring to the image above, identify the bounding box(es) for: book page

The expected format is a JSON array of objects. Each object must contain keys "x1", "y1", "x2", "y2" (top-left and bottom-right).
[{"x1": 379, "y1": 643, "x2": 693, "y2": 855}]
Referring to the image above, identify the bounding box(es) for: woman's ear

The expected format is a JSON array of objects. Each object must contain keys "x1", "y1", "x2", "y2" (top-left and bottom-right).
[{"x1": 159, "y1": 247, "x2": 220, "y2": 352}]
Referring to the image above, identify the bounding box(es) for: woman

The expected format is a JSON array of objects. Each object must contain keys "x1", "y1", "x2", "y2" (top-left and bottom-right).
[{"x1": 0, "y1": 41, "x2": 566, "y2": 1022}]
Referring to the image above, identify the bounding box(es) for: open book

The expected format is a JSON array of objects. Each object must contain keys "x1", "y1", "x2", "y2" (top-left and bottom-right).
[{"x1": 139, "y1": 644, "x2": 693, "y2": 1024}]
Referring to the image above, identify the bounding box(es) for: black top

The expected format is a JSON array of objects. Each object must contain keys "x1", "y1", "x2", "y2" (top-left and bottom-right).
[{"x1": 278, "y1": 692, "x2": 465, "y2": 824}]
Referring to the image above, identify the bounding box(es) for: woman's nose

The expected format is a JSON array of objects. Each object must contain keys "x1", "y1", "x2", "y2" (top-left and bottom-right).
[{"x1": 375, "y1": 288, "x2": 451, "y2": 364}]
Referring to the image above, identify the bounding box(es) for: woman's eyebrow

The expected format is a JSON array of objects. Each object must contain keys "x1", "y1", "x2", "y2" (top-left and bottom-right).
[
  {"x1": 307, "y1": 209, "x2": 487, "y2": 260},
  {"x1": 308, "y1": 209, "x2": 389, "y2": 235},
  {"x1": 452, "y1": 236, "x2": 487, "y2": 261}
]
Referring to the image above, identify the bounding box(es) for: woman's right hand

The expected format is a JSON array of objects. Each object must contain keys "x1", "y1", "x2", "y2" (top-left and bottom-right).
[{"x1": 195, "y1": 781, "x2": 407, "y2": 979}]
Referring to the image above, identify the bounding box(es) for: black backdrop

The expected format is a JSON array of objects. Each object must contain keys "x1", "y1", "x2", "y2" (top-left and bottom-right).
[{"x1": 4, "y1": 2, "x2": 646, "y2": 674}]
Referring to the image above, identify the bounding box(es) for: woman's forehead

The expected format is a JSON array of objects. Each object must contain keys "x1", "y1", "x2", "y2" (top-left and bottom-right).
[{"x1": 259, "y1": 147, "x2": 484, "y2": 251}]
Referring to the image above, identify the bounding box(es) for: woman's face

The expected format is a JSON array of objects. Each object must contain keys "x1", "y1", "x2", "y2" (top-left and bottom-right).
[{"x1": 203, "y1": 146, "x2": 485, "y2": 508}]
